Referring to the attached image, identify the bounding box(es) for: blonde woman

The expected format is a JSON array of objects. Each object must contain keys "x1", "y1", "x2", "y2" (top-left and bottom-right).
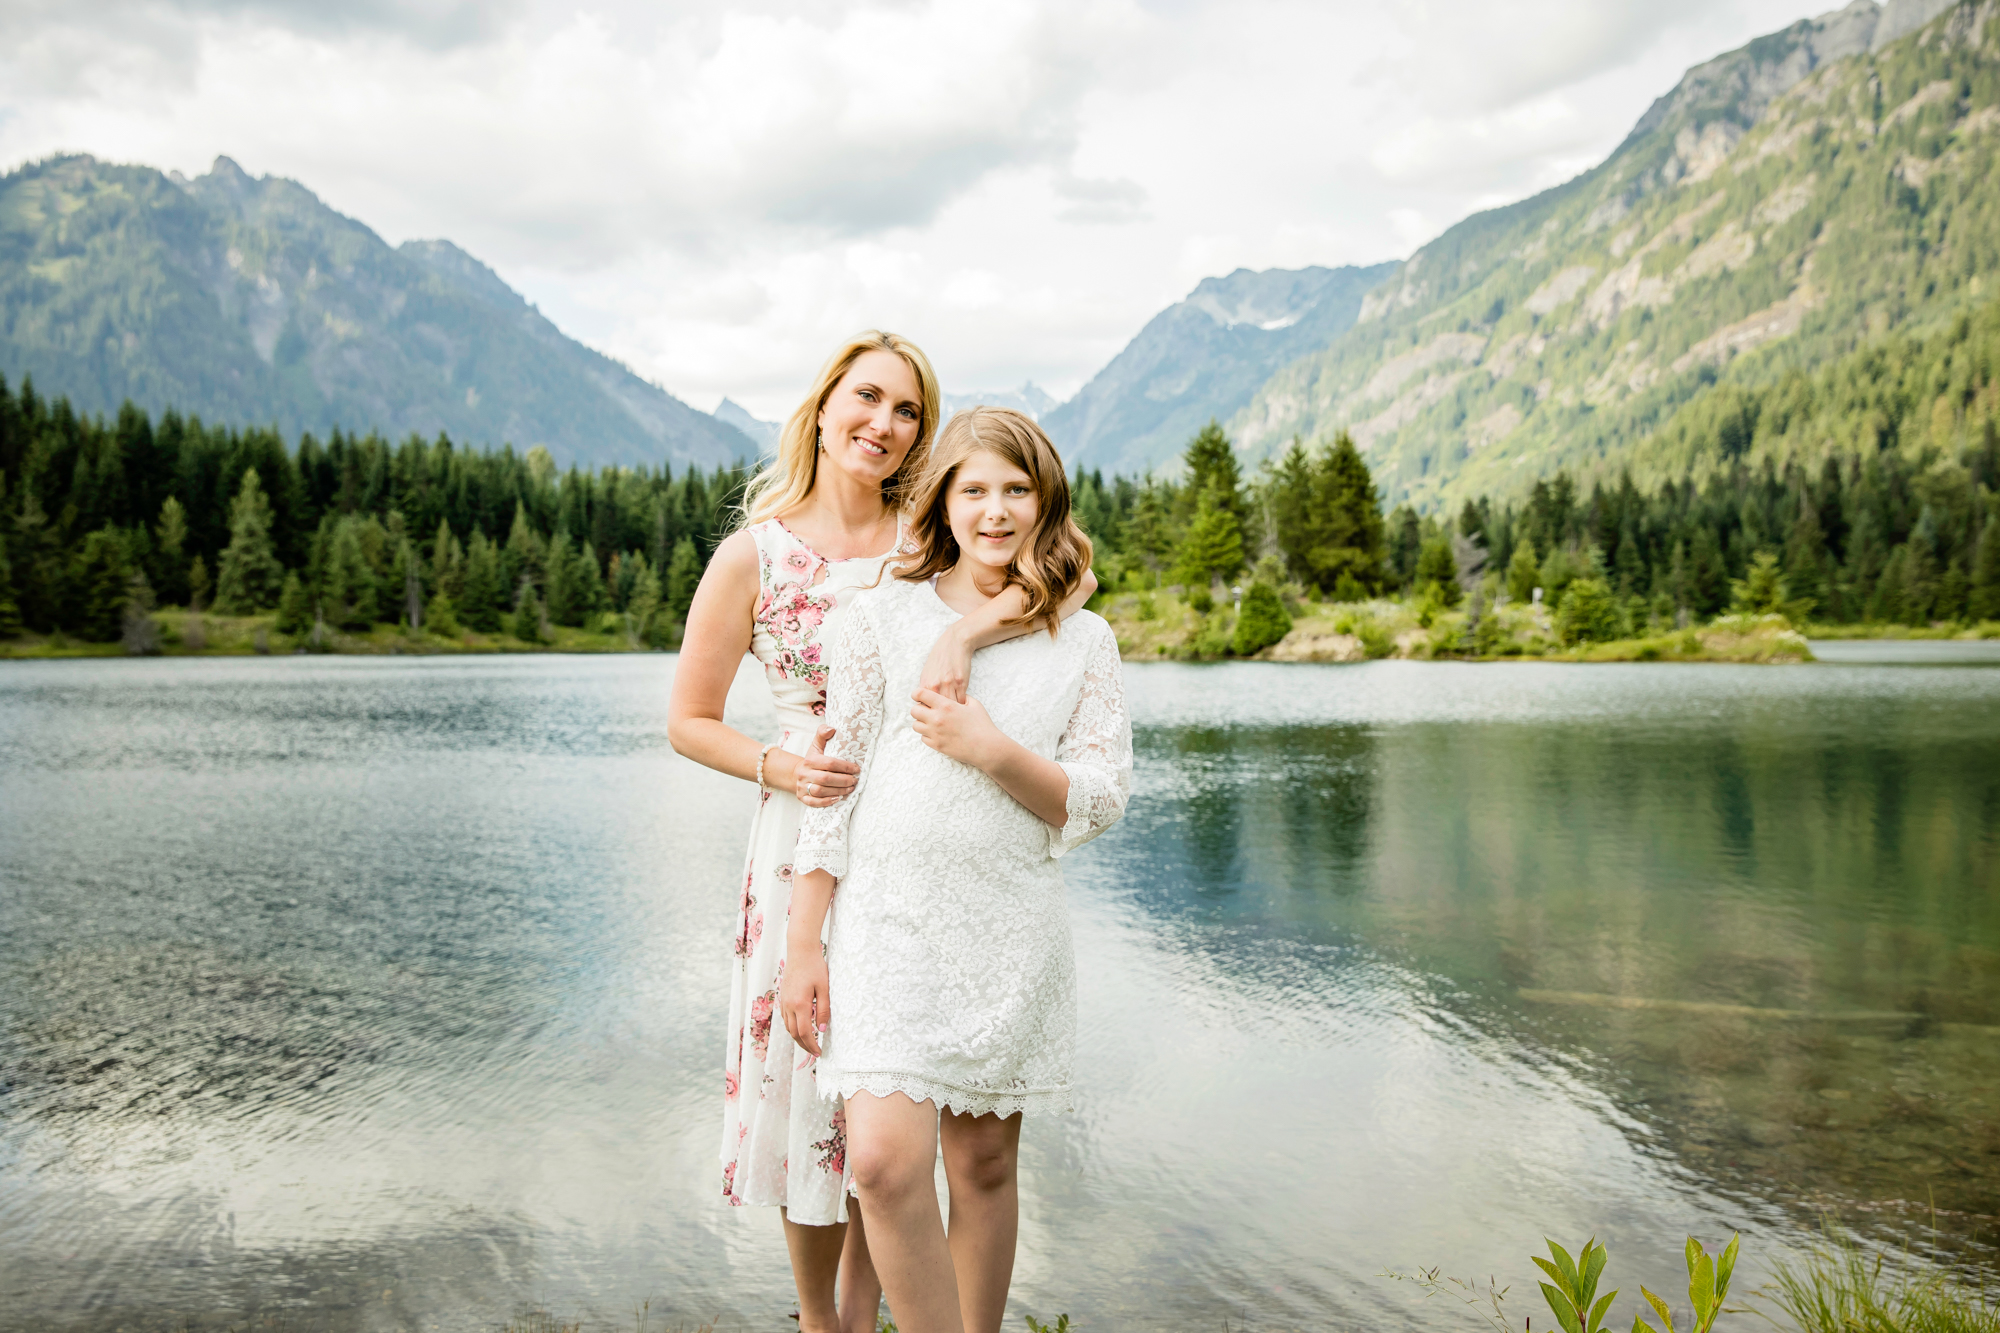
[
  {"x1": 785, "y1": 409, "x2": 1131, "y2": 1333},
  {"x1": 667, "y1": 335, "x2": 1095, "y2": 1333}
]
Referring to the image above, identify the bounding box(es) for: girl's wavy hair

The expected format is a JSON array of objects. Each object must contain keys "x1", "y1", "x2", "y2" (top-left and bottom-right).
[
  {"x1": 896, "y1": 407, "x2": 1092, "y2": 635},
  {"x1": 738, "y1": 330, "x2": 942, "y2": 526}
]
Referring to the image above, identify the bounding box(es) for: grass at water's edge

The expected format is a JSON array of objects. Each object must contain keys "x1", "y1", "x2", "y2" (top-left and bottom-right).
[
  {"x1": 1095, "y1": 590, "x2": 1850, "y2": 663},
  {"x1": 0, "y1": 609, "x2": 666, "y2": 659},
  {"x1": 4, "y1": 602, "x2": 1997, "y2": 664}
]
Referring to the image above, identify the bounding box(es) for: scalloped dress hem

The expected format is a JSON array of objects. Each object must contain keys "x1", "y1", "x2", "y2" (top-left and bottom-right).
[{"x1": 824, "y1": 1068, "x2": 1073, "y2": 1120}]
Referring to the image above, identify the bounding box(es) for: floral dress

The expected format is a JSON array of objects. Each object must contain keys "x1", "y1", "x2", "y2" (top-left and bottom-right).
[{"x1": 720, "y1": 517, "x2": 909, "y2": 1226}]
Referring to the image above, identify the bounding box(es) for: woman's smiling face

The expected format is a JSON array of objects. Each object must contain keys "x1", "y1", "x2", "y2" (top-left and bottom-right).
[
  {"x1": 945, "y1": 448, "x2": 1039, "y2": 584},
  {"x1": 816, "y1": 349, "x2": 922, "y2": 493}
]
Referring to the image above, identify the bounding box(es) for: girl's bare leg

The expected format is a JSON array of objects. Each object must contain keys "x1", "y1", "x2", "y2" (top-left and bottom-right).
[
  {"x1": 938, "y1": 1111, "x2": 1022, "y2": 1333},
  {"x1": 783, "y1": 1211, "x2": 847, "y2": 1333},
  {"x1": 844, "y1": 1090, "x2": 963, "y2": 1333},
  {"x1": 837, "y1": 1197, "x2": 884, "y2": 1333}
]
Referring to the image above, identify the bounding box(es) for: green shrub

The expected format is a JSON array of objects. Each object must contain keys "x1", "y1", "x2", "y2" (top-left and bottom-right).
[
  {"x1": 1188, "y1": 587, "x2": 1215, "y2": 615},
  {"x1": 1557, "y1": 577, "x2": 1620, "y2": 645},
  {"x1": 1231, "y1": 580, "x2": 1292, "y2": 655}
]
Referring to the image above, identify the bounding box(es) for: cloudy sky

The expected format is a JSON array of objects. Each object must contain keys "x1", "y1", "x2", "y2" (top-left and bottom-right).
[{"x1": 3, "y1": 0, "x2": 1835, "y2": 418}]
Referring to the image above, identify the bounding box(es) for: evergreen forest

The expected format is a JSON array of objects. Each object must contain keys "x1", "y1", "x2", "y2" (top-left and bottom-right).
[{"x1": 2, "y1": 283, "x2": 1998, "y2": 655}]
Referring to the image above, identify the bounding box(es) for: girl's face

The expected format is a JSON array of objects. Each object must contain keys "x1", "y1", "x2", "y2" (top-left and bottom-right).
[
  {"x1": 817, "y1": 349, "x2": 922, "y2": 494},
  {"x1": 944, "y1": 449, "x2": 1040, "y2": 583}
]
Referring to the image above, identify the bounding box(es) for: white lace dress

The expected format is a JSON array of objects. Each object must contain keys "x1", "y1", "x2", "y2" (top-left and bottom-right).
[
  {"x1": 794, "y1": 576, "x2": 1132, "y2": 1119},
  {"x1": 719, "y1": 518, "x2": 911, "y2": 1226}
]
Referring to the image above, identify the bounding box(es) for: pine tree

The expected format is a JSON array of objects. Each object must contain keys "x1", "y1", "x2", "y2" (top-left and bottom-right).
[
  {"x1": 1413, "y1": 534, "x2": 1460, "y2": 607},
  {"x1": 275, "y1": 571, "x2": 313, "y2": 635},
  {"x1": 213, "y1": 468, "x2": 285, "y2": 613},
  {"x1": 1506, "y1": 540, "x2": 1540, "y2": 604},
  {"x1": 1782, "y1": 499, "x2": 1827, "y2": 619},
  {"x1": 510, "y1": 577, "x2": 545, "y2": 644},
  {"x1": 1312, "y1": 432, "x2": 1386, "y2": 593},
  {"x1": 187, "y1": 553, "x2": 211, "y2": 611},
  {"x1": 1175, "y1": 489, "x2": 1244, "y2": 589},
  {"x1": 1970, "y1": 504, "x2": 2000, "y2": 621},
  {"x1": 666, "y1": 536, "x2": 701, "y2": 622},
  {"x1": 120, "y1": 569, "x2": 161, "y2": 656},
  {"x1": 424, "y1": 589, "x2": 461, "y2": 637},
  {"x1": 155, "y1": 495, "x2": 189, "y2": 606},
  {"x1": 461, "y1": 531, "x2": 505, "y2": 632},
  {"x1": 431, "y1": 518, "x2": 464, "y2": 601},
  {"x1": 76, "y1": 527, "x2": 130, "y2": 641},
  {"x1": 1557, "y1": 577, "x2": 1620, "y2": 645},
  {"x1": 629, "y1": 558, "x2": 664, "y2": 645},
  {"x1": 544, "y1": 533, "x2": 580, "y2": 627},
  {"x1": 503, "y1": 500, "x2": 542, "y2": 594},
  {"x1": 1687, "y1": 527, "x2": 1727, "y2": 617},
  {"x1": 1867, "y1": 546, "x2": 1911, "y2": 624},
  {"x1": 1230, "y1": 579, "x2": 1291, "y2": 656},
  {"x1": 1729, "y1": 551, "x2": 1790, "y2": 616},
  {"x1": 323, "y1": 519, "x2": 377, "y2": 629},
  {"x1": 1178, "y1": 420, "x2": 1244, "y2": 527}
]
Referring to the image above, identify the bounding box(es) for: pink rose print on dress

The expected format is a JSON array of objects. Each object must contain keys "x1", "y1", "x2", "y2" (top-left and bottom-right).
[
  {"x1": 777, "y1": 864, "x2": 793, "y2": 883},
  {"x1": 750, "y1": 985, "x2": 778, "y2": 1059},
  {"x1": 733, "y1": 906, "x2": 761, "y2": 959},
  {"x1": 724, "y1": 1068, "x2": 739, "y2": 1100},
  {"x1": 812, "y1": 1106, "x2": 847, "y2": 1175},
  {"x1": 784, "y1": 549, "x2": 812, "y2": 574},
  {"x1": 722, "y1": 1159, "x2": 739, "y2": 1202}
]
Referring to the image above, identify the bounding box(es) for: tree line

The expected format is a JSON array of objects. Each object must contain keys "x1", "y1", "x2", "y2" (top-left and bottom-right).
[
  {"x1": 0, "y1": 374, "x2": 746, "y2": 645},
  {"x1": 4, "y1": 323, "x2": 1998, "y2": 652}
]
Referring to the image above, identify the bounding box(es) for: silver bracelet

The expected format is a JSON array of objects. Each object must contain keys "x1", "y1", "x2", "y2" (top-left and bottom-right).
[{"x1": 755, "y1": 742, "x2": 779, "y2": 793}]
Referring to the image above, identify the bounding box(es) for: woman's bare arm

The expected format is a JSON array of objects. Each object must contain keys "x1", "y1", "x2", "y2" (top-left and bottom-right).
[
  {"x1": 780, "y1": 868, "x2": 837, "y2": 1056},
  {"x1": 666, "y1": 530, "x2": 858, "y2": 807},
  {"x1": 919, "y1": 568, "x2": 1099, "y2": 703}
]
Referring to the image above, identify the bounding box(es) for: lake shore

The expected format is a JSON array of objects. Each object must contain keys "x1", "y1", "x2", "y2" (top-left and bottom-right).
[{"x1": 4, "y1": 600, "x2": 1998, "y2": 662}]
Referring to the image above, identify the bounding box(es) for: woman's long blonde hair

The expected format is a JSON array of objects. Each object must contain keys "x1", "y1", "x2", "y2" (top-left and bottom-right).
[
  {"x1": 896, "y1": 407, "x2": 1092, "y2": 635},
  {"x1": 739, "y1": 330, "x2": 942, "y2": 526}
]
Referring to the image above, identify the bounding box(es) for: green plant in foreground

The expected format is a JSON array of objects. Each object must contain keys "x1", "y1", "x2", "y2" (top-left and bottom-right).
[
  {"x1": 1386, "y1": 1233, "x2": 1743, "y2": 1333},
  {"x1": 1634, "y1": 1235, "x2": 1738, "y2": 1333},
  {"x1": 1023, "y1": 1315, "x2": 1070, "y2": 1333},
  {"x1": 1536, "y1": 1236, "x2": 1619, "y2": 1333}
]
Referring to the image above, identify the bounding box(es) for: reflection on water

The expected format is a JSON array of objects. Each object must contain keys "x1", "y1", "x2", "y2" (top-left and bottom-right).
[{"x1": 1, "y1": 656, "x2": 1995, "y2": 1332}]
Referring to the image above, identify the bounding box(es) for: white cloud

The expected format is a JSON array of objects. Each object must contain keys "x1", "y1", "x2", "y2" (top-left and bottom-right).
[{"x1": 1, "y1": 0, "x2": 1838, "y2": 418}]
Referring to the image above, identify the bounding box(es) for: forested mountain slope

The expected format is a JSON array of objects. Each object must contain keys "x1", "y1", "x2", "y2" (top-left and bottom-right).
[
  {"x1": 1043, "y1": 262, "x2": 1395, "y2": 477},
  {"x1": 1230, "y1": 0, "x2": 1987, "y2": 508},
  {"x1": 0, "y1": 155, "x2": 753, "y2": 469}
]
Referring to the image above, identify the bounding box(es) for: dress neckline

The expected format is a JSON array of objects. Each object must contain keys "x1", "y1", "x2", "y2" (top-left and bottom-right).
[{"x1": 773, "y1": 515, "x2": 904, "y2": 565}]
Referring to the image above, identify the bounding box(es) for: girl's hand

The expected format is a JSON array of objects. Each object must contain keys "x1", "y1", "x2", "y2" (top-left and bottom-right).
[
  {"x1": 780, "y1": 945, "x2": 830, "y2": 1057},
  {"x1": 909, "y1": 687, "x2": 1005, "y2": 770},
  {"x1": 792, "y1": 725, "x2": 859, "y2": 807},
  {"x1": 919, "y1": 624, "x2": 974, "y2": 704}
]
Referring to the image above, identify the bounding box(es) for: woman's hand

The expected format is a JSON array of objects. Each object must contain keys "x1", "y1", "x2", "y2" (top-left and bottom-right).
[
  {"x1": 780, "y1": 942, "x2": 830, "y2": 1058},
  {"x1": 919, "y1": 624, "x2": 974, "y2": 704},
  {"x1": 789, "y1": 725, "x2": 860, "y2": 807},
  {"x1": 909, "y1": 687, "x2": 1007, "y2": 770}
]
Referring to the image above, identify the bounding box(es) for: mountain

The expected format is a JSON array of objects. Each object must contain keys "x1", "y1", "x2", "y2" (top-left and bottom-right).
[
  {"x1": 1220, "y1": 0, "x2": 1981, "y2": 509},
  {"x1": 713, "y1": 397, "x2": 780, "y2": 451},
  {"x1": 942, "y1": 383, "x2": 1058, "y2": 421},
  {"x1": 0, "y1": 154, "x2": 754, "y2": 469},
  {"x1": 1043, "y1": 262, "x2": 1396, "y2": 477}
]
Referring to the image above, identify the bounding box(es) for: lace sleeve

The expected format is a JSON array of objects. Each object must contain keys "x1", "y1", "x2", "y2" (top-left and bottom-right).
[
  {"x1": 794, "y1": 599, "x2": 889, "y2": 881},
  {"x1": 1048, "y1": 621, "x2": 1133, "y2": 858}
]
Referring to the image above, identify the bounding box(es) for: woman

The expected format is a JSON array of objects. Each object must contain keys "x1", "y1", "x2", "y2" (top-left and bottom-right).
[
  {"x1": 666, "y1": 336, "x2": 1095, "y2": 1333},
  {"x1": 783, "y1": 408, "x2": 1132, "y2": 1333}
]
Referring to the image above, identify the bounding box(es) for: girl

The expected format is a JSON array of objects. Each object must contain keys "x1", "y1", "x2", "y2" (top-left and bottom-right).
[
  {"x1": 668, "y1": 338, "x2": 1096, "y2": 1333},
  {"x1": 782, "y1": 408, "x2": 1132, "y2": 1333}
]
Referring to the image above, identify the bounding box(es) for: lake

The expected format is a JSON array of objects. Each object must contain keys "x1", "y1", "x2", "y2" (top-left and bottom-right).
[{"x1": 2, "y1": 654, "x2": 1996, "y2": 1333}]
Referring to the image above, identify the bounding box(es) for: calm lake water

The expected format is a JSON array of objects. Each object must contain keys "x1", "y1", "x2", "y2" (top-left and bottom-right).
[{"x1": 2, "y1": 654, "x2": 1997, "y2": 1333}]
